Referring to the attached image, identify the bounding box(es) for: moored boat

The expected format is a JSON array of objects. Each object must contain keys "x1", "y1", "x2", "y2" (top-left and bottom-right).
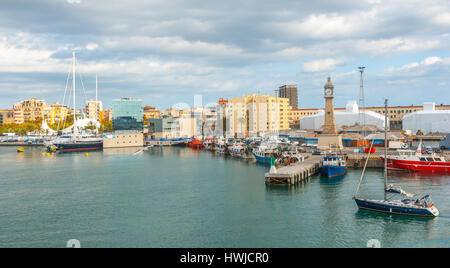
[
  {"x1": 48, "y1": 51, "x2": 104, "y2": 153},
  {"x1": 380, "y1": 149, "x2": 450, "y2": 173},
  {"x1": 228, "y1": 143, "x2": 251, "y2": 159},
  {"x1": 188, "y1": 138, "x2": 204, "y2": 150},
  {"x1": 251, "y1": 145, "x2": 279, "y2": 165},
  {"x1": 321, "y1": 155, "x2": 347, "y2": 178},
  {"x1": 354, "y1": 99, "x2": 439, "y2": 217}
]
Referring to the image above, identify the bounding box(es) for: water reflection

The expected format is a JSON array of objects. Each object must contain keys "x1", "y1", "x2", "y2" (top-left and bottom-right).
[
  {"x1": 265, "y1": 178, "x2": 313, "y2": 196},
  {"x1": 103, "y1": 147, "x2": 141, "y2": 155}
]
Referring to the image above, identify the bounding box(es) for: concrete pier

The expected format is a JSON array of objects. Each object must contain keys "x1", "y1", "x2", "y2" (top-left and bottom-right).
[{"x1": 265, "y1": 155, "x2": 322, "y2": 186}]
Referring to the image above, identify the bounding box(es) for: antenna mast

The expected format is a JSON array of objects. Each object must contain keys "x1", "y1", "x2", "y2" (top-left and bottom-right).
[{"x1": 359, "y1": 66, "x2": 366, "y2": 146}]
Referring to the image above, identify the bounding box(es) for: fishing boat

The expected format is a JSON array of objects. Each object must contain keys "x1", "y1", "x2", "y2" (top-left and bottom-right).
[
  {"x1": 380, "y1": 141, "x2": 450, "y2": 173},
  {"x1": 321, "y1": 155, "x2": 347, "y2": 178},
  {"x1": 354, "y1": 99, "x2": 439, "y2": 217},
  {"x1": 228, "y1": 143, "x2": 251, "y2": 159},
  {"x1": 252, "y1": 144, "x2": 279, "y2": 165},
  {"x1": 51, "y1": 51, "x2": 103, "y2": 153},
  {"x1": 188, "y1": 138, "x2": 204, "y2": 150},
  {"x1": 214, "y1": 138, "x2": 228, "y2": 154},
  {"x1": 203, "y1": 138, "x2": 215, "y2": 151}
]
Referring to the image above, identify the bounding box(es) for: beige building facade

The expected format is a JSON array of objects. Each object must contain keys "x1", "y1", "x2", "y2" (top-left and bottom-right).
[
  {"x1": 43, "y1": 102, "x2": 70, "y2": 125},
  {"x1": 14, "y1": 98, "x2": 46, "y2": 123},
  {"x1": 103, "y1": 132, "x2": 144, "y2": 148},
  {"x1": 224, "y1": 94, "x2": 291, "y2": 137},
  {"x1": 85, "y1": 100, "x2": 103, "y2": 122},
  {"x1": 0, "y1": 110, "x2": 14, "y2": 125}
]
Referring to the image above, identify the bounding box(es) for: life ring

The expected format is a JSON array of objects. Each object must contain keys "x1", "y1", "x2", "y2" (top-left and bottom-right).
[{"x1": 401, "y1": 143, "x2": 409, "y2": 149}]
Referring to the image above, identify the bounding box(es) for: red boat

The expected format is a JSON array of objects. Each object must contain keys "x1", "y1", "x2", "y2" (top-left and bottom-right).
[
  {"x1": 381, "y1": 149, "x2": 450, "y2": 173},
  {"x1": 188, "y1": 138, "x2": 204, "y2": 150}
]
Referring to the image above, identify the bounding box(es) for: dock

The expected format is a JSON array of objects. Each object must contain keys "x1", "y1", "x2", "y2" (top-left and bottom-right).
[
  {"x1": 0, "y1": 142, "x2": 44, "y2": 147},
  {"x1": 265, "y1": 155, "x2": 323, "y2": 186}
]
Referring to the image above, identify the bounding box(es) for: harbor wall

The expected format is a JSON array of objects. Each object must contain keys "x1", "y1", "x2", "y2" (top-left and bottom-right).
[{"x1": 103, "y1": 133, "x2": 144, "y2": 148}]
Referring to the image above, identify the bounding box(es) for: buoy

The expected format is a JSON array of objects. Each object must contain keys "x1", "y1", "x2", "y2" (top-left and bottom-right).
[
  {"x1": 46, "y1": 153, "x2": 50, "y2": 158},
  {"x1": 85, "y1": 153, "x2": 89, "y2": 157},
  {"x1": 17, "y1": 147, "x2": 24, "y2": 153}
]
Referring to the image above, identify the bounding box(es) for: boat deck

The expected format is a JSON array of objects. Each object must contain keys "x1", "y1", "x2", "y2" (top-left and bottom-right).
[{"x1": 265, "y1": 155, "x2": 322, "y2": 186}]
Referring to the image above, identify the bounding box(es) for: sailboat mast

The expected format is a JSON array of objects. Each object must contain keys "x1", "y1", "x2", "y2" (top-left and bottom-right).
[
  {"x1": 384, "y1": 99, "x2": 388, "y2": 201},
  {"x1": 72, "y1": 51, "x2": 77, "y2": 139}
]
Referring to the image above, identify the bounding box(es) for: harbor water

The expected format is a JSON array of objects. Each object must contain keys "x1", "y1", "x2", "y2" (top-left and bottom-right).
[{"x1": 0, "y1": 146, "x2": 448, "y2": 248}]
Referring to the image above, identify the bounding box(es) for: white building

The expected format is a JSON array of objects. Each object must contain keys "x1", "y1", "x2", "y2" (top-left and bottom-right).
[
  {"x1": 85, "y1": 100, "x2": 103, "y2": 122},
  {"x1": 300, "y1": 101, "x2": 388, "y2": 131},
  {"x1": 403, "y1": 102, "x2": 450, "y2": 134}
]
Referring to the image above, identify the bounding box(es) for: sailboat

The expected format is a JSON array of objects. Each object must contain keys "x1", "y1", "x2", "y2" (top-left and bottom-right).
[
  {"x1": 353, "y1": 99, "x2": 439, "y2": 217},
  {"x1": 52, "y1": 51, "x2": 103, "y2": 153}
]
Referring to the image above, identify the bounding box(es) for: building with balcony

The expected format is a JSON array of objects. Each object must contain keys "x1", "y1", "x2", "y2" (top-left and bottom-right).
[
  {"x1": 85, "y1": 100, "x2": 103, "y2": 123},
  {"x1": 13, "y1": 98, "x2": 46, "y2": 123}
]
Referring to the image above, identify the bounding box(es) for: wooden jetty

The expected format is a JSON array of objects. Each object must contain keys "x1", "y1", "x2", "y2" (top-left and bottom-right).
[{"x1": 265, "y1": 155, "x2": 323, "y2": 186}]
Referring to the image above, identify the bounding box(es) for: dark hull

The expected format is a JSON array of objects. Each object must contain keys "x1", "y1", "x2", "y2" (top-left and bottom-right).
[
  {"x1": 56, "y1": 142, "x2": 103, "y2": 153},
  {"x1": 354, "y1": 198, "x2": 436, "y2": 217},
  {"x1": 321, "y1": 165, "x2": 347, "y2": 178},
  {"x1": 252, "y1": 152, "x2": 273, "y2": 165}
]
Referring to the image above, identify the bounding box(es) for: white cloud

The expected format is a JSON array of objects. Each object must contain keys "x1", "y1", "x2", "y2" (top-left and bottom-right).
[
  {"x1": 303, "y1": 58, "x2": 347, "y2": 73},
  {"x1": 85, "y1": 43, "x2": 99, "y2": 51}
]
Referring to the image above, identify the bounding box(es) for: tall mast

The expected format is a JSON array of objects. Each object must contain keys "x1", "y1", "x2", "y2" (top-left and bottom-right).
[
  {"x1": 73, "y1": 50, "x2": 77, "y2": 138},
  {"x1": 384, "y1": 99, "x2": 388, "y2": 201}
]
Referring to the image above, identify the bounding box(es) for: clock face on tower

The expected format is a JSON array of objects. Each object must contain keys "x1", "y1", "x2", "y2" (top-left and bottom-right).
[{"x1": 325, "y1": 88, "x2": 333, "y2": 97}]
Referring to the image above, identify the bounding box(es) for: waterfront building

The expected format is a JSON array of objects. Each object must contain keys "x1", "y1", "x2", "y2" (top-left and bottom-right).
[
  {"x1": 279, "y1": 85, "x2": 298, "y2": 109},
  {"x1": 144, "y1": 106, "x2": 162, "y2": 120},
  {"x1": 104, "y1": 98, "x2": 144, "y2": 149},
  {"x1": 290, "y1": 104, "x2": 450, "y2": 130},
  {"x1": 85, "y1": 100, "x2": 103, "y2": 122},
  {"x1": 288, "y1": 109, "x2": 319, "y2": 129},
  {"x1": 112, "y1": 98, "x2": 144, "y2": 132},
  {"x1": 103, "y1": 133, "x2": 144, "y2": 148},
  {"x1": 148, "y1": 117, "x2": 180, "y2": 139},
  {"x1": 403, "y1": 102, "x2": 450, "y2": 134},
  {"x1": 165, "y1": 108, "x2": 180, "y2": 118},
  {"x1": 0, "y1": 110, "x2": 14, "y2": 126},
  {"x1": 300, "y1": 101, "x2": 388, "y2": 131},
  {"x1": 43, "y1": 102, "x2": 70, "y2": 125},
  {"x1": 13, "y1": 98, "x2": 46, "y2": 123},
  {"x1": 100, "y1": 109, "x2": 112, "y2": 124},
  {"x1": 13, "y1": 109, "x2": 24, "y2": 124},
  {"x1": 222, "y1": 94, "x2": 291, "y2": 137}
]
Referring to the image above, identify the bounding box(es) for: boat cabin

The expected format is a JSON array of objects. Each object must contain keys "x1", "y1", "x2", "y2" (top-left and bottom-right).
[{"x1": 323, "y1": 156, "x2": 346, "y2": 167}]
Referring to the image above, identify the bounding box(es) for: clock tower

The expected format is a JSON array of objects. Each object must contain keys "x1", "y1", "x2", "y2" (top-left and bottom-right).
[
  {"x1": 318, "y1": 77, "x2": 343, "y2": 150},
  {"x1": 323, "y1": 77, "x2": 337, "y2": 134}
]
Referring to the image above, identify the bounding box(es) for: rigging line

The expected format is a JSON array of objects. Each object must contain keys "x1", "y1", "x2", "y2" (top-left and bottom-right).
[
  {"x1": 57, "y1": 68, "x2": 72, "y2": 132},
  {"x1": 354, "y1": 140, "x2": 375, "y2": 198},
  {"x1": 62, "y1": 82, "x2": 73, "y2": 133},
  {"x1": 77, "y1": 59, "x2": 89, "y2": 105}
]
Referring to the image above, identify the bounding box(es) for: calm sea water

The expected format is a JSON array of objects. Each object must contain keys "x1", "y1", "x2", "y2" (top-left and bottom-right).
[{"x1": 0, "y1": 146, "x2": 448, "y2": 248}]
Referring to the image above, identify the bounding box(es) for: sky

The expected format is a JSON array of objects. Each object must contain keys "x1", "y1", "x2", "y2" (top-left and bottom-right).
[{"x1": 0, "y1": 0, "x2": 449, "y2": 110}]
